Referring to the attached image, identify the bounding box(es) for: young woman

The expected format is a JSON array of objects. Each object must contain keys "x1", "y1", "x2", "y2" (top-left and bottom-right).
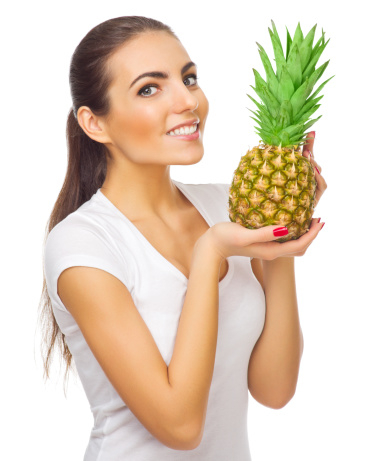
[{"x1": 39, "y1": 16, "x2": 326, "y2": 461}]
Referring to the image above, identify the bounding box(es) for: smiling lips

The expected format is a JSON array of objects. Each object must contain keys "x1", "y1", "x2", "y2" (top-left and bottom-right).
[{"x1": 166, "y1": 119, "x2": 199, "y2": 137}]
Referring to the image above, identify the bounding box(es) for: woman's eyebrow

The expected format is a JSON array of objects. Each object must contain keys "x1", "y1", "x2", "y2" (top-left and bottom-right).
[{"x1": 129, "y1": 61, "x2": 197, "y2": 89}]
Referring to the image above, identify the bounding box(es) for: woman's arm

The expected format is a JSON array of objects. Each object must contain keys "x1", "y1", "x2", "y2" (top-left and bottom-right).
[
  {"x1": 57, "y1": 236, "x2": 224, "y2": 451},
  {"x1": 247, "y1": 131, "x2": 326, "y2": 409},
  {"x1": 248, "y1": 257, "x2": 304, "y2": 409}
]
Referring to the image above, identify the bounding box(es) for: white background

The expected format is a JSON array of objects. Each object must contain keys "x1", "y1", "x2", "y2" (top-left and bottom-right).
[{"x1": 1, "y1": 0, "x2": 371, "y2": 460}]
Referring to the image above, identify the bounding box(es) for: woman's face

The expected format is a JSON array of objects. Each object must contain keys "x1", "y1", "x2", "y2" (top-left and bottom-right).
[{"x1": 102, "y1": 31, "x2": 209, "y2": 166}]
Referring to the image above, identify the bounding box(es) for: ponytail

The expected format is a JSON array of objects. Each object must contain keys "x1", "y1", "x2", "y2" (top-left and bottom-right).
[{"x1": 38, "y1": 108, "x2": 107, "y2": 394}]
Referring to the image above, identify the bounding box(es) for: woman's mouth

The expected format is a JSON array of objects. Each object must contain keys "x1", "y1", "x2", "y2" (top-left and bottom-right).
[
  {"x1": 167, "y1": 124, "x2": 198, "y2": 136},
  {"x1": 166, "y1": 122, "x2": 200, "y2": 140}
]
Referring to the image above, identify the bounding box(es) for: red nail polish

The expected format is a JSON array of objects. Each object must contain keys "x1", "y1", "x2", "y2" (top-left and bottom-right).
[
  {"x1": 315, "y1": 166, "x2": 320, "y2": 174},
  {"x1": 318, "y1": 217, "x2": 321, "y2": 223},
  {"x1": 273, "y1": 227, "x2": 289, "y2": 237},
  {"x1": 321, "y1": 222, "x2": 325, "y2": 230}
]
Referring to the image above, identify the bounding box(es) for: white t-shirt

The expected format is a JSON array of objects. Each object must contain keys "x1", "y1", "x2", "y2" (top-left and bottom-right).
[{"x1": 44, "y1": 180, "x2": 266, "y2": 461}]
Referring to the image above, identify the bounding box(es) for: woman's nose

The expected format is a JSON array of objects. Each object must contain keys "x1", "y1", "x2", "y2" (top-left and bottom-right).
[{"x1": 171, "y1": 82, "x2": 199, "y2": 113}]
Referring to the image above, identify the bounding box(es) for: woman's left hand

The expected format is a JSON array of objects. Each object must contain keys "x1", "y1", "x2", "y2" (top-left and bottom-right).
[{"x1": 302, "y1": 131, "x2": 327, "y2": 207}]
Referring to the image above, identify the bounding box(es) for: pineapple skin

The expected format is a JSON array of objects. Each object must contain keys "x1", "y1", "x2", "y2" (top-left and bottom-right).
[{"x1": 228, "y1": 144, "x2": 317, "y2": 242}]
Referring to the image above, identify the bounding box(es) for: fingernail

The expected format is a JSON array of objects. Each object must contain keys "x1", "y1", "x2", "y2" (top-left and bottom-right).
[
  {"x1": 318, "y1": 217, "x2": 321, "y2": 223},
  {"x1": 321, "y1": 222, "x2": 325, "y2": 230},
  {"x1": 273, "y1": 226, "x2": 289, "y2": 237},
  {"x1": 315, "y1": 166, "x2": 320, "y2": 174}
]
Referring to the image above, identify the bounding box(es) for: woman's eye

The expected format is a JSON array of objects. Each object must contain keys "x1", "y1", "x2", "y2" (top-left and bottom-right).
[
  {"x1": 184, "y1": 74, "x2": 198, "y2": 86},
  {"x1": 139, "y1": 85, "x2": 158, "y2": 97}
]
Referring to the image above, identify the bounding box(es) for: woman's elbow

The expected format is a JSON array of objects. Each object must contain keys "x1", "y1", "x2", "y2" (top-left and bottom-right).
[
  {"x1": 251, "y1": 384, "x2": 297, "y2": 410},
  {"x1": 166, "y1": 415, "x2": 203, "y2": 450}
]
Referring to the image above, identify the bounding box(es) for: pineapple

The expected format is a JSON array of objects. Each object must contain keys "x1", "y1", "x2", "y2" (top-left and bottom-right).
[{"x1": 228, "y1": 21, "x2": 333, "y2": 242}]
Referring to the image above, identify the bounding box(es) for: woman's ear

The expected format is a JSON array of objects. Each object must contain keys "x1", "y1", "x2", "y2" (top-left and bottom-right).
[{"x1": 77, "y1": 106, "x2": 112, "y2": 144}]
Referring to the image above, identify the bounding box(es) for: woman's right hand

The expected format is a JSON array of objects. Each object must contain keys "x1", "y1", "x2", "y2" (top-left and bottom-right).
[{"x1": 204, "y1": 218, "x2": 324, "y2": 261}]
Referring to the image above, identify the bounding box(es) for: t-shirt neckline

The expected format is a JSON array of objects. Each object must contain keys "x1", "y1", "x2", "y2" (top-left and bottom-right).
[{"x1": 95, "y1": 180, "x2": 234, "y2": 288}]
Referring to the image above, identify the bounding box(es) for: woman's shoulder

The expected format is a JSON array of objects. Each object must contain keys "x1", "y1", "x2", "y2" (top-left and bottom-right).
[
  {"x1": 44, "y1": 191, "x2": 118, "y2": 263},
  {"x1": 173, "y1": 180, "x2": 230, "y2": 224},
  {"x1": 46, "y1": 190, "x2": 114, "y2": 241},
  {"x1": 173, "y1": 180, "x2": 229, "y2": 203}
]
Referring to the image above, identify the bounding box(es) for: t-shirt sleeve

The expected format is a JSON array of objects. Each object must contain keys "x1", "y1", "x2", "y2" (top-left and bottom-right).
[{"x1": 44, "y1": 219, "x2": 132, "y2": 314}]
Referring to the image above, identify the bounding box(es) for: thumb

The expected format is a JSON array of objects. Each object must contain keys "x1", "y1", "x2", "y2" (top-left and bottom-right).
[{"x1": 248, "y1": 225, "x2": 289, "y2": 243}]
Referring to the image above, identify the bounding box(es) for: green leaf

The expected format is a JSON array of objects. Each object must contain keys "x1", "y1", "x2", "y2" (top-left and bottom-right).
[
  {"x1": 303, "y1": 38, "x2": 330, "y2": 80},
  {"x1": 257, "y1": 129, "x2": 273, "y2": 144},
  {"x1": 286, "y1": 44, "x2": 302, "y2": 90},
  {"x1": 307, "y1": 75, "x2": 334, "y2": 101},
  {"x1": 247, "y1": 94, "x2": 275, "y2": 122},
  {"x1": 303, "y1": 115, "x2": 322, "y2": 131},
  {"x1": 296, "y1": 104, "x2": 321, "y2": 123},
  {"x1": 250, "y1": 115, "x2": 262, "y2": 126},
  {"x1": 279, "y1": 131, "x2": 290, "y2": 146},
  {"x1": 257, "y1": 42, "x2": 279, "y2": 99},
  {"x1": 288, "y1": 136, "x2": 307, "y2": 146},
  {"x1": 294, "y1": 95, "x2": 323, "y2": 121},
  {"x1": 290, "y1": 23, "x2": 304, "y2": 56},
  {"x1": 310, "y1": 29, "x2": 326, "y2": 61},
  {"x1": 285, "y1": 26, "x2": 293, "y2": 60},
  {"x1": 252, "y1": 69, "x2": 280, "y2": 118},
  {"x1": 249, "y1": 108, "x2": 274, "y2": 129},
  {"x1": 268, "y1": 27, "x2": 286, "y2": 79},
  {"x1": 251, "y1": 116, "x2": 272, "y2": 134},
  {"x1": 284, "y1": 122, "x2": 304, "y2": 137},
  {"x1": 277, "y1": 64, "x2": 295, "y2": 102},
  {"x1": 290, "y1": 61, "x2": 329, "y2": 117},
  {"x1": 258, "y1": 129, "x2": 280, "y2": 145},
  {"x1": 298, "y1": 24, "x2": 317, "y2": 71},
  {"x1": 307, "y1": 60, "x2": 330, "y2": 89},
  {"x1": 290, "y1": 77, "x2": 312, "y2": 118},
  {"x1": 270, "y1": 20, "x2": 283, "y2": 53},
  {"x1": 257, "y1": 126, "x2": 276, "y2": 137},
  {"x1": 277, "y1": 100, "x2": 293, "y2": 130}
]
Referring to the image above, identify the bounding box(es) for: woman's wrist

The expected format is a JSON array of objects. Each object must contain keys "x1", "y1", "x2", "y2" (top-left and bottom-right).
[
  {"x1": 194, "y1": 229, "x2": 225, "y2": 268},
  {"x1": 262, "y1": 255, "x2": 295, "y2": 269}
]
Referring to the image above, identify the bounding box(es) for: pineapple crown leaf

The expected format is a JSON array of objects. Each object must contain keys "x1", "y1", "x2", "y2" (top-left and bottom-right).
[
  {"x1": 307, "y1": 75, "x2": 334, "y2": 102},
  {"x1": 285, "y1": 27, "x2": 293, "y2": 60},
  {"x1": 298, "y1": 24, "x2": 317, "y2": 70},
  {"x1": 268, "y1": 27, "x2": 286, "y2": 79},
  {"x1": 290, "y1": 23, "x2": 304, "y2": 56},
  {"x1": 303, "y1": 37, "x2": 330, "y2": 79},
  {"x1": 286, "y1": 44, "x2": 302, "y2": 90},
  {"x1": 278, "y1": 64, "x2": 295, "y2": 101},
  {"x1": 278, "y1": 100, "x2": 293, "y2": 129},
  {"x1": 295, "y1": 95, "x2": 323, "y2": 121},
  {"x1": 248, "y1": 22, "x2": 333, "y2": 147},
  {"x1": 256, "y1": 42, "x2": 279, "y2": 97},
  {"x1": 251, "y1": 72, "x2": 280, "y2": 118},
  {"x1": 296, "y1": 104, "x2": 321, "y2": 124}
]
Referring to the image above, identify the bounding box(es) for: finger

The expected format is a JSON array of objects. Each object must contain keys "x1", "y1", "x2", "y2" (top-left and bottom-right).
[
  {"x1": 313, "y1": 173, "x2": 327, "y2": 207},
  {"x1": 240, "y1": 224, "x2": 292, "y2": 244},
  {"x1": 270, "y1": 218, "x2": 324, "y2": 257},
  {"x1": 305, "y1": 154, "x2": 322, "y2": 175},
  {"x1": 312, "y1": 158, "x2": 322, "y2": 174},
  {"x1": 291, "y1": 219, "x2": 325, "y2": 256},
  {"x1": 302, "y1": 131, "x2": 315, "y2": 156}
]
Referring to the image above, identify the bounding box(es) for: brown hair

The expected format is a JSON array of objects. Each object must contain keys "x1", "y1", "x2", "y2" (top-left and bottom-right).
[{"x1": 38, "y1": 16, "x2": 176, "y2": 392}]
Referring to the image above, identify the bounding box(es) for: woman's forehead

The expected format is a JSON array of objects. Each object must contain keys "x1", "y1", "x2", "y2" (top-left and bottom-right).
[{"x1": 107, "y1": 32, "x2": 191, "y2": 86}]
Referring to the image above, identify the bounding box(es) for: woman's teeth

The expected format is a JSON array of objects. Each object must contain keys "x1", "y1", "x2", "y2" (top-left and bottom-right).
[{"x1": 168, "y1": 124, "x2": 198, "y2": 136}]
